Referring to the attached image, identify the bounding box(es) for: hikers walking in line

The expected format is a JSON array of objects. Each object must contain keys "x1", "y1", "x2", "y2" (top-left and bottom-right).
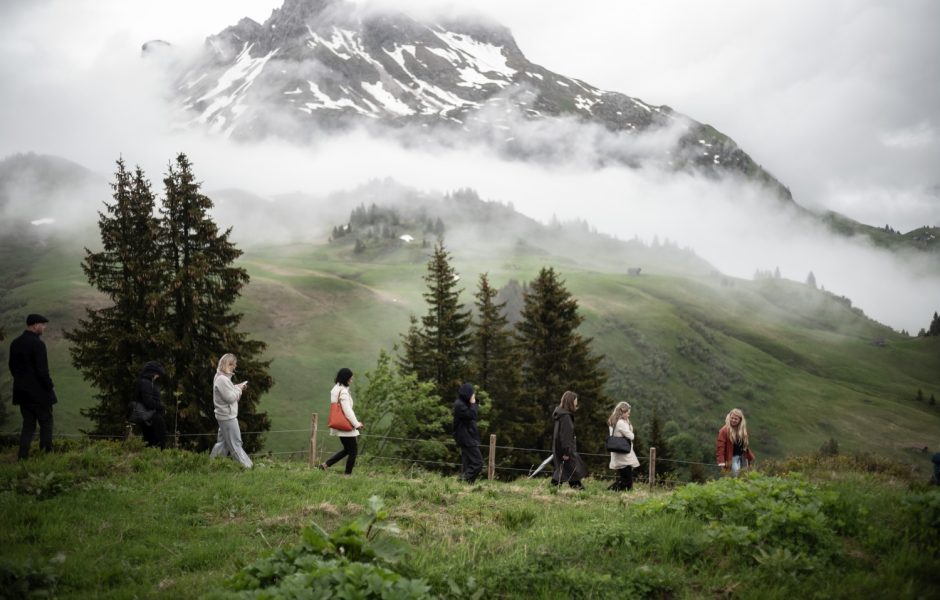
[
  {"x1": 607, "y1": 401, "x2": 640, "y2": 491},
  {"x1": 320, "y1": 368, "x2": 363, "y2": 475},
  {"x1": 9, "y1": 314, "x2": 57, "y2": 460},
  {"x1": 453, "y1": 382, "x2": 482, "y2": 483},
  {"x1": 716, "y1": 408, "x2": 754, "y2": 476},
  {"x1": 136, "y1": 361, "x2": 167, "y2": 449},
  {"x1": 209, "y1": 353, "x2": 252, "y2": 468},
  {"x1": 551, "y1": 390, "x2": 588, "y2": 489}
]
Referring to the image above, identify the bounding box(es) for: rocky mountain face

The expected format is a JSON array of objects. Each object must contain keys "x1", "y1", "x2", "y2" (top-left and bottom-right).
[{"x1": 175, "y1": 0, "x2": 791, "y2": 200}]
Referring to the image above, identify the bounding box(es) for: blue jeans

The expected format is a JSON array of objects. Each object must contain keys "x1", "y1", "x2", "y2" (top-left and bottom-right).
[{"x1": 732, "y1": 455, "x2": 749, "y2": 476}]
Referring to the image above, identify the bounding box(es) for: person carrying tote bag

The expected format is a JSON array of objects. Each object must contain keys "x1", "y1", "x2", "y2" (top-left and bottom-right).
[
  {"x1": 607, "y1": 401, "x2": 640, "y2": 491},
  {"x1": 319, "y1": 368, "x2": 363, "y2": 475}
]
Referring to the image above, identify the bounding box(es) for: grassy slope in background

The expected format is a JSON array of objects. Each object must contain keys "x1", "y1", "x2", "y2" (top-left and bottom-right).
[{"x1": 1, "y1": 232, "x2": 938, "y2": 474}]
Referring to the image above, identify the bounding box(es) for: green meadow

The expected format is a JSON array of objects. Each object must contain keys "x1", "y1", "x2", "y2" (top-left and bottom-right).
[
  {"x1": 1, "y1": 232, "x2": 939, "y2": 474},
  {"x1": 0, "y1": 441, "x2": 937, "y2": 598}
]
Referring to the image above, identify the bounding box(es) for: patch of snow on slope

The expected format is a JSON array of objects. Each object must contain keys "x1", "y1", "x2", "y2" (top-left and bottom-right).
[
  {"x1": 432, "y1": 29, "x2": 515, "y2": 79},
  {"x1": 195, "y1": 44, "x2": 278, "y2": 127},
  {"x1": 384, "y1": 45, "x2": 478, "y2": 114},
  {"x1": 361, "y1": 81, "x2": 414, "y2": 115}
]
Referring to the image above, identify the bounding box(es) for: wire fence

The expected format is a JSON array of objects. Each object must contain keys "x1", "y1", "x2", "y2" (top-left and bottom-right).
[{"x1": 5, "y1": 414, "x2": 728, "y2": 488}]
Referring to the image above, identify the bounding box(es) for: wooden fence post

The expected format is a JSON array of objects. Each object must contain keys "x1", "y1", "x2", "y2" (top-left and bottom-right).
[
  {"x1": 649, "y1": 447, "x2": 657, "y2": 490},
  {"x1": 309, "y1": 413, "x2": 319, "y2": 468},
  {"x1": 488, "y1": 434, "x2": 496, "y2": 480}
]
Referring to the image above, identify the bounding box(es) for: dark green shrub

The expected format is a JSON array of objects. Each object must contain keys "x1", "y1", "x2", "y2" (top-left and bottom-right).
[
  {"x1": 0, "y1": 557, "x2": 60, "y2": 599},
  {"x1": 636, "y1": 474, "x2": 849, "y2": 564},
  {"x1": 205, "y1": 496, "x2": 433, "y2": 599}
]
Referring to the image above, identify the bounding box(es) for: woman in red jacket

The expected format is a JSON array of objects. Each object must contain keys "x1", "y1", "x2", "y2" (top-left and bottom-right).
[{"x1": 716, "y1": 408, "x2": 755, "y2": 476}]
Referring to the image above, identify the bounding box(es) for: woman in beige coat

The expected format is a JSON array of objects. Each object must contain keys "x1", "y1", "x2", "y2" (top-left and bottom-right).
[
  {"x1": 607, "y1": 401, "x2": 640, "y2": 491},
  {"x1": 319, "y1": 368, "x2": 363, "y2": 475}
]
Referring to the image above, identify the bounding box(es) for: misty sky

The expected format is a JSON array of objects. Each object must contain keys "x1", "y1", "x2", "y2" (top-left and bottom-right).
[{"x1": 0, "y1": 0, "x2": 938, "y2": 330}]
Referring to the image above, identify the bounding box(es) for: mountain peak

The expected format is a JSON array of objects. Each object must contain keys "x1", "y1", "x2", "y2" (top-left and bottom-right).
[{"x1": 175, "y1": 0, "x2": 791, "y2": 201}]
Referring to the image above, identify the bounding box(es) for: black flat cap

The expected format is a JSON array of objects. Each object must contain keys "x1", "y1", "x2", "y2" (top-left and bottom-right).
[{"x1": 26, "y1": 314, "x2": 49, "y2": 325}]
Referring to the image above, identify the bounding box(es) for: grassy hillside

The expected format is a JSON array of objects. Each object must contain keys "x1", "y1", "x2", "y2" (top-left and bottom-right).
[
  {"x1": 1, "y1": 442, "x2": 938, "y2": 599},
  {"x1": 1, "y1": 216, "x2": 939, "y2": 476}
]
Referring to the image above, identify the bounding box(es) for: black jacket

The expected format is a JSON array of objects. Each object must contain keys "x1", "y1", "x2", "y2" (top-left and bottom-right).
[
  {"x1": 453, "y1": 398, "x2": 480, "y2": 447},
  {"x1": 551, "y1": 407, "x2": 588, "y2": 482},
  {"x1": 8, "y1": 330, "x2": 56, "y2": 406},
  {"x1": 136, "y1": 362, "x2": 165, "y2": 412}
]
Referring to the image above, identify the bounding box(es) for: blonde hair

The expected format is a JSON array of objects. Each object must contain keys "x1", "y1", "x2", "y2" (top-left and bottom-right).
[
  {"x1": 607, "y1": 401, "x2": 632, "y2": 427},
  {"x1": 559, "y1": 390, "x2": 579, "y2": 412},
  {"x1": 217, "y1": 353, "x2": 237, "y2": 373},
  {"x1": 725, "y1": 408, "x2": 749, "y2": 448}
]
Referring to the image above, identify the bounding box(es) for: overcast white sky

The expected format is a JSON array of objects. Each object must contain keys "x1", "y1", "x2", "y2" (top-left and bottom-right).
[
  {"x1": 2, "y1": 0, "x2": 937, "y2": 229},
  {"x1": 0, "y1": 0, "x2": 938, "y2": 330}
]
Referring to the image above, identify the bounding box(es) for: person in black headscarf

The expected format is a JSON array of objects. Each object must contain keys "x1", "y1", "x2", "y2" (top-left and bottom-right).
[
  {"x1": 453, "y1": 382, "x2": 482, "y2": 483},
  {"x1": 136, "y1": 361, "x2": 167, "y2": 449}
]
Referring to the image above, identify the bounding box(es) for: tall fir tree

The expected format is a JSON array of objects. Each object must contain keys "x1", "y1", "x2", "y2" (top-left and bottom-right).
[
  {"x1": 929, "y1": 312, "x2": 940, "y2": 336},
  {"x1": 0, "y1": 326, "x2": 8, "y2": 428},
  {"x1": 418, "y1": 241, "x2": 472, "y2": 402},
  {"x1": 65, "y1": 159, "x2": 164, "y2": 436},
  {"x1": 470, "y1": 273, "x2": 520, "y2": 413},
  {"x1": 159, "y1": 153, "x2": 272, "y2": 451},
  {"x1": 397, "y1": 315, "x2": 426, "y2": 376},
  {"x1": 646, "y1": 406, "x2": 674, "y2": 479},
  {"x1": 509, "y1": 267, "x2": 609, "y2": 466}
]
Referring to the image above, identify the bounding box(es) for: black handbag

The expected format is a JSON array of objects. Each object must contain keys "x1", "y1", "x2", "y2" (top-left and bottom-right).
[
  {"x1": 128, "y1": 379, "x2": 157, "y2": 424},
  {"x1": 606, "y1": 434, "x2": 632, "y2": 454},
  {"x1": 128, "y1": 401, "x2": 155, "y2": 424}
]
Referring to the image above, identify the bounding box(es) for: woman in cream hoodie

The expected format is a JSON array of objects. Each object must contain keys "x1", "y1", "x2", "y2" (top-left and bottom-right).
[{"x1": 209, "y1": 353, "x2": 252, "y2": 468}]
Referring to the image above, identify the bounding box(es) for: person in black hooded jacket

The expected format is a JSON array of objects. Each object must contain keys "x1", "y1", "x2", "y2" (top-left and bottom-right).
[
  {"x1": 453, "y1": 382, "x2": 482, "y2": 483},
  {"x1": 551, "y1": 390, "x2": 588, "y2": 489},
  {"x1": 136, "y1": 361, "x2": 167, "y2": 449}
]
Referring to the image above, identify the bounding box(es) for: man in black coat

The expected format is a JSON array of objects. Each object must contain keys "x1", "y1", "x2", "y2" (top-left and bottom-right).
[
  {"x1": 9, "y1": 314, "x2": 57, "y2": 459},
  {"x1": 453, "y1": 382, "x2": 482, "y2": 483}
]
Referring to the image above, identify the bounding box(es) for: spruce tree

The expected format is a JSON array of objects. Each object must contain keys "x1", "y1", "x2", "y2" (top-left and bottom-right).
[
  {"x1": 646, "y1": 406, "x2": 674, "y2": 479},
  {"x1": 397, "y1": 315, "x2": 426, "y2": 376},
  {"x1": 510, "y1": 267, "x2": 609, "y2": 464},
  {"x1": 0, "y1": 327, "x2": 8, "y2": 428},
  {"x1": 418, "y1": 241, "x2": 472, "y2": 402},
  {"x1": 470, "y1": 273, "x2": 520, "y2": 414},
  {"x1": 159, "y1": 153, "x2": 272, "y2": 451},
  {"x1": 65, "y1": 159, "x2": 164, "y2": 436}
]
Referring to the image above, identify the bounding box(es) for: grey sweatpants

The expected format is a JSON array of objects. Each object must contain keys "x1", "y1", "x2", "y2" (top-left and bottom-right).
[{"x1": 209, "y1": 418, "x2": 253, "y2": 468}]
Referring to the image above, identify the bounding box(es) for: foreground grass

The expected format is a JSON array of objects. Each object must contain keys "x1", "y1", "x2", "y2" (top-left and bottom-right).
[{"x1": 1, "y1": 441, "x2": 938, "y2": 599}]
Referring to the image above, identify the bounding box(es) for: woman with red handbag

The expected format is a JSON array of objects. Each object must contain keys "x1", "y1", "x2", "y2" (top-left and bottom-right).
[{"x1": 320, "y1": 368, "x2": 363, "y2": 474}]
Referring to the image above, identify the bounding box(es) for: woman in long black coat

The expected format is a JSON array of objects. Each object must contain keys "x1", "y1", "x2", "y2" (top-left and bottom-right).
[
  {"x1": 136, "y1": 361, "x2": 167, "y2": 449},
  {"x1": 551, "y1": 390, "x2": 588, "y2": 489},
  {"x1": 453, "y1": 383, "x2": 481, "y2": 483}
]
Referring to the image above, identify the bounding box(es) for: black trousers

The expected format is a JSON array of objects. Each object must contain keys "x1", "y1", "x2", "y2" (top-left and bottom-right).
[
  {"x1": 608, "y1": 466, "x2": 634, "y2": 491},
  {"x1": 141, "y1": 413, "x2": 167, "y2": 449},
  {"x1": 460, "y1": 445, "x2": 483, "y2": 483},
  {"x1": 19, "y1": 404, "x2": 54, "y2": 459},
  {"x1": 325, "y1": 436, "x2": 358, "y2": 474}
]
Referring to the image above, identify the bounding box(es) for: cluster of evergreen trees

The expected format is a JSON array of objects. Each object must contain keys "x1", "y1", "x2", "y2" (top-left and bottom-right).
[
  {"x1": 393, "y1": 241, "x2": 610, "y2": 469},
  {"x1": 66, "y1": 155, "x2": 271, "y2": 451},
  {"x1": 337, "y1": 203, "x2": 444, "y2": 253},
  {"x1": 917, "y1": 312, "x2": 940, "y2": 337}
]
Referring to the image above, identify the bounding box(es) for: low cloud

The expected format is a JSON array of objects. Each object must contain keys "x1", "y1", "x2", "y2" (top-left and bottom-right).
[{"x1": 0, "y1": 0, "x2": 937, "y2": 334}]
